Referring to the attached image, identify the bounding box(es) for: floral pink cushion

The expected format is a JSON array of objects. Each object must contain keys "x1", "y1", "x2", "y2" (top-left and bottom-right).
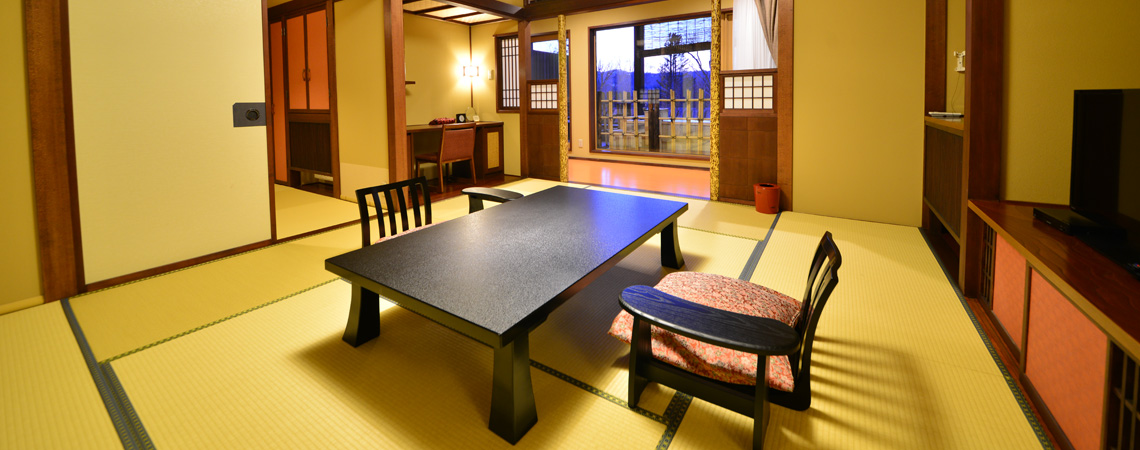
[
  {"x1": 609, "y1": 272, "x2": 802, "y2": 391},
  {"x1": 375, "y1": 221, "x2": 437, "y2": 244}
]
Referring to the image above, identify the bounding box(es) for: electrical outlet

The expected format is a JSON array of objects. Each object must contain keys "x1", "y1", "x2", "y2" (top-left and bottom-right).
[
  {"x1": 578, "y1": 139, "x2": 583, "y2": 148},
  {"x1": 953, "y1": 51, "x2": 966, "y2": 73}
]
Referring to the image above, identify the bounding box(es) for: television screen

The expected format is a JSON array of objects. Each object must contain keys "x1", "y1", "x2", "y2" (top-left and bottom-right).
[{"x1": 1070, "y1": 89, "x2": 1140, "y2": 268}]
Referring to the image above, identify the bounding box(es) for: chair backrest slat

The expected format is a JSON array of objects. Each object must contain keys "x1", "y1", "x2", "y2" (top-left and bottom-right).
[
  {"x1": 790, "y1": 232, "x2": 842, "y2": 380},
  {"x1": 355, "y1": 177, "x2": 433, "y2": 247}
]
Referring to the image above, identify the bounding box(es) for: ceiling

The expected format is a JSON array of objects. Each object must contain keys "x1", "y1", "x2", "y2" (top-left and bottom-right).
[{"x1": 402, "y1": 1, "x2": 509, "y2": 26}]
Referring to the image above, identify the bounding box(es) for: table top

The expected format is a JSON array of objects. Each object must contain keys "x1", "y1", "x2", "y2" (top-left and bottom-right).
[
  {"x1": 406, "y1": 121, "x2": 504, "y2": 133},
  {"x1": 325, "y1": 186, "x2": 688, "y2": 346}
]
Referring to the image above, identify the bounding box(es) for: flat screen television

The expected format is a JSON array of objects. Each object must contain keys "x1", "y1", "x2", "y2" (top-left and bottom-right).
[{"x1": 1067, "y1": 89, "x2": 1140, "y2": 278}]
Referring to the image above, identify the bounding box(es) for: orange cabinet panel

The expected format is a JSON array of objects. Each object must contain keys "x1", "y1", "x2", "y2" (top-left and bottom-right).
[
  {"x1": 305, "y1": 10, "x2": 329, "y2": 110},
  {"x1": 270, "y1": 21, "x2": 287, "y2": 183},
  {"x1": 992, "y1": 233, "x2": 1027, "y2": 351},
  {"x1": 1025, "y1": 269, "x2": 1107, "y2": 450},
  {"x1": 286, "y1": 15, "x2": 308, "y2": 110}
]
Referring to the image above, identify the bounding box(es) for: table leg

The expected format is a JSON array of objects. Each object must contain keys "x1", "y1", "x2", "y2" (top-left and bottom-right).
[
  {"x1": 489, "y1": 334, "x2": 537, "y2": 444},
  {"x1": 661, "y1": 220, "x2": 685, "y2": 269},
  {"x1": 343, "y1": 284, "x2": 381, "y2": 347}
]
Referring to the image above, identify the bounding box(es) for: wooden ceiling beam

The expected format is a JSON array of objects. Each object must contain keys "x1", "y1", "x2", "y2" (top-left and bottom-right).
[
  {"x1": 522, "y1": 0, "x2": 667, "y2": 20},
  {"x1": 433, "y1": 0, "x2": 523, "y2": 20}
]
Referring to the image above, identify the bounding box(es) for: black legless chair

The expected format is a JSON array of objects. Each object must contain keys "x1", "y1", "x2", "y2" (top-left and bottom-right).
[
  {"x1": 612, "y1": 232, "x2": 842, "y2": 449},
  {"x1": 355, "y1": 177, "x2": 434, "y2": 248},
  {"x1": 415, "y1": 122, "x2": 476, "y2": 192}
]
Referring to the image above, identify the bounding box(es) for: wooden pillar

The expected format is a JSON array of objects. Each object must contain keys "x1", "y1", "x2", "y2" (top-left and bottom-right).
[
  {"x1": 384, "y1": 0, "x2": 408, "y2": 183},
  {"x1": 709, "y1": 0, "x2": 722, "y2": 201},
  {"x1": 775, "y1": 0, "x2": 794, "y2": 210},
  {"x1": 518, "y1": 21, "x2": 531, "y2": 178},
  {"x1": 26, "y1": 0, "x2": 85, "y2": 301},
  {"x1": 558, "y1": 15, "x2": 568, "y2": 182},
  {"x1": 959, "y1": 0, "x2": 1003, "y2": 296},
  {"x1": 326, "y1": 0, "x2": 341, "y2": 198}
]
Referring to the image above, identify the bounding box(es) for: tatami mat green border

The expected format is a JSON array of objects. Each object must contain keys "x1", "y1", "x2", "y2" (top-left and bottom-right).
[
  {"x1": 101, "y1": 278, "x2": 342, "y2": 364},
  {"x1": 918, "y1": 232, "x2": 1054, "y2": 449},
  {"x1": 61, "y1": 298, "x2": 151, "y2": 450}
]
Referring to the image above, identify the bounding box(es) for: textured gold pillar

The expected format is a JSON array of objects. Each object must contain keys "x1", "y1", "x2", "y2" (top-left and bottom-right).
[
  {"x1": 709, "y1": 0, "x2": 722, "y2": 201},
  {"x1": 558, "y1": 15, "x2": 569, "y2": 183}
]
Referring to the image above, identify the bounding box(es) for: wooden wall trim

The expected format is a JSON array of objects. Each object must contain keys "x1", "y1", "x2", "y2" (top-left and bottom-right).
[
  {"x1": 85, "y1": 240, "x2": 273, "y2": 292},
  {"x1": 25, "y1": 0, "x2": 85, "y2": 302},
  {"x1": 518, "y1": 20, "x2": 531, "y2": 178},
  {"x1": 385, "y1": 0, "x2": 409, "y2": 182},
  {"x1": 263, "y1": 0, "x2": 278, "y2": 241},
  {"x1": 959, "y1": 0, "x2": 1003, "y2": 296},
  {"x1": 326, "y1": 0, "x2": 341, "y2": 198},
  {"x1": 775, "y1": 0, "x2": 794, "y2": 210},
  {"x1": 925, "y1": 0, "x2": 947, "y2": 113}
]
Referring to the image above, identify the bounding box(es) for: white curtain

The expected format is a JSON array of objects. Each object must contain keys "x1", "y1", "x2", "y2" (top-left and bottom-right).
[{"x1": 732, "y1": 0, "x2": 775, "y2": 69}]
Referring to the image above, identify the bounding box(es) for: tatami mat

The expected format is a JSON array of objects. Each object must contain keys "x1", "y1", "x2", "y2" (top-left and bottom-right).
[
  {"x1": 585, "y1": 187, "x2": 775, "y2": 241},
  {"x1": 531, "y1": 227, "x2": 759, "y2": 416},
  {"x1": 0, "y1": 303, "x2": 121, "y2": 449},
  {"x1": 274, "y1": 185, "x2": 371, "y2": 239},
  {"x1": 109, "y1": 280, "x2": 668, "y2": 449},
  {"x1": 15, "y1": 179, "x2": 1050, "y2": 450},
  {"x1": 668, "y1": 212, "x2": 1043, "y2": 449}
]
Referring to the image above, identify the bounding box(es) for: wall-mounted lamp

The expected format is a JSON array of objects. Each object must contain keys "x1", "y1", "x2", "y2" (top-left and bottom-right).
[{"x1": 463, "y1": 65, "x2": 480, "y2": 78}]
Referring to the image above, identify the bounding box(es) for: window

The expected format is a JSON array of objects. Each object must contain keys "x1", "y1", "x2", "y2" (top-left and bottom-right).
[
  {"x1": 593, "y1": 16, "x2": 713, "y2": 156},
  {"x1": 496, "y1": 36, "x2": 519, "y2": 111},
  {"x1": 496, "y1": 33, "x2": 569, "y2": 112}
]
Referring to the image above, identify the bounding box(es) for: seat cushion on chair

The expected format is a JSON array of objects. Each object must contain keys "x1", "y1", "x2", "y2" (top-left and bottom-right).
[
  {"x1": 375, "y1": 221, "x2": 438, "y2": 244},
  {"x1": 608, "y1": 272, "x2": 802, "y2": 391}
]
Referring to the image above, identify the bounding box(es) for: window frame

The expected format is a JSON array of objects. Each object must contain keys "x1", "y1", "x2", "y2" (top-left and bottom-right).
[
  {"x1": 495, "y1": 32, "x2": 569, "y2": 113},
  {"x1": 588, "y1": 11, "x2": 722, "y2": 158}
]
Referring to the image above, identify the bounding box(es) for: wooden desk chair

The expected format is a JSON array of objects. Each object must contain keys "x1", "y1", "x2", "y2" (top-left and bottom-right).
[
  {"x1": 415, "y1": 122, "x2": 476, "y2": 192},
  {"x1": 355, "y1": 177, "x2": 434, "y2": 248},
  {"x1": 611, "y1": 232, "x2": 842, "y2": 449}
]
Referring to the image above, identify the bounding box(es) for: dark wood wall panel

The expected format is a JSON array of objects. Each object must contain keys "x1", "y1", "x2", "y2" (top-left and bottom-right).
[
  {"x1": 288, "y1": 121, "x2": 333, "y2": 175},
  {"x1": 718, "y1": 115, "x2": 777, "y2": 204},
  {"x1": 526, "y1": 113, "x2": 561, "y2": 181},
  {"x1": 923, "y1": 126, "x2": 963, "y2": 237}
]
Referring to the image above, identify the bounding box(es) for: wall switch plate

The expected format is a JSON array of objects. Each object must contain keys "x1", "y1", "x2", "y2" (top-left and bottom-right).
[
  {"x1": 233, "y1": 102, "x2": 266, "y2": 127},
  {"x1": 578, "y1": 138, "x2": 583, "y2": 148},
  {"x1": 953, "y1": 51, "x2": 966, "y2": 73}
]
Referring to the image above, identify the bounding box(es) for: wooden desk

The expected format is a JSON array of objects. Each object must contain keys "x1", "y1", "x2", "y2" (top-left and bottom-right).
[{"x1": 407, "y1": 121, "x2": 504, "y2": 179}]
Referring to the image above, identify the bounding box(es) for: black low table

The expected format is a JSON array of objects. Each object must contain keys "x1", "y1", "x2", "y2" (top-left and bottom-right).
[{"x1": 325, "y1": 186, "x2": 687, "y2": 443}]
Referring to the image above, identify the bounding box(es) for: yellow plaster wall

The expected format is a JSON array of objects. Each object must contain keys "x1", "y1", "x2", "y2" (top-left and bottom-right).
[
  {"x1": 471, "y1": 21, "x2": 522, "y2": 176},
  {"x1": 336, "y1": 0, "x2": 391, "y2": 198},
  {"x1": 1003, "y1": 0, "x2": 1140, "y2": 204},
  {"x1": 946, "y1": 0, "x2": 965, "y2": 113},
  {"x1": 793, "y1": 0, "x2": 925, "y2": 226},
  {"x1": 404, "y1": 14, "x2": 473, "y2": 126},
  {"x1": 69, "y1": 0, "x2": 270, "y2": 283},
  {"x1": 0, "y1": 0, "x2": 44, "y2": 310}
]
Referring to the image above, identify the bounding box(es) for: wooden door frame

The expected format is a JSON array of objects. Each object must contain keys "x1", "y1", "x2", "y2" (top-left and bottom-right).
[{"x1": 269, "y1": 1, "x2": 342, "y2": 201}]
